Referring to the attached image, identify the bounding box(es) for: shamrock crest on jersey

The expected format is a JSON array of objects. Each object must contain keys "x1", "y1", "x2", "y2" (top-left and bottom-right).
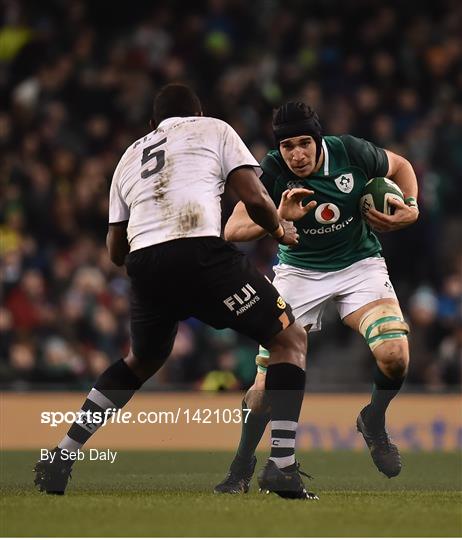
[{"x1": 335, "y1": 173, "x2": 354, "y2": 193}]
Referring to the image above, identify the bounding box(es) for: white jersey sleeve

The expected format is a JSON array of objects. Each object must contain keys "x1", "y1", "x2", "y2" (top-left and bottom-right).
[
  {"x1": 220, "y1": 123, "x2": 260, "y2": 179},
  {"x1": 109, "y1": 158, "x2": 130, "y2": 224}
]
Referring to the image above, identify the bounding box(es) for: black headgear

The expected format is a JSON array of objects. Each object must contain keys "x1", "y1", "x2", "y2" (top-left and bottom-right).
[{"x1": 272, "y1": 102, "x2": 323, "y2": 163}]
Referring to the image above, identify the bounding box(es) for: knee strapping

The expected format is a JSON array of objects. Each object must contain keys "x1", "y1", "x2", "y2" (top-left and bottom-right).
[
  {"x1": 359, "y1": 304, "x2": 409, "y2": 351},
  {"x1": 255, "y1": 345, "x2": 269, "y2": 373}
]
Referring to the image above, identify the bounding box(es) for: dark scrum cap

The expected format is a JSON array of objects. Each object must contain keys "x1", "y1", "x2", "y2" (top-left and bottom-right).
[{"x1": 272, "y1": 101, "x2": 323, "y2": 162}]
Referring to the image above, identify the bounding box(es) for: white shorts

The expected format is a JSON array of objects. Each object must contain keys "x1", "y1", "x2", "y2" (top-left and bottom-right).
[{"x1": 273, "y1": 257, "x2": 397, "y2": 332}]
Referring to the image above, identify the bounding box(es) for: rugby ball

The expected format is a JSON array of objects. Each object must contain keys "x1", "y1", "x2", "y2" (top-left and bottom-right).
[{"x1": 360, "y1": 177, "x2": 404, "y2": 216}]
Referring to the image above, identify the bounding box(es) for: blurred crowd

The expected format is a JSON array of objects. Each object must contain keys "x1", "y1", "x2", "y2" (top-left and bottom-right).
[{"x1": 1, "y1": 0, "x2": 461, "y2": 391}]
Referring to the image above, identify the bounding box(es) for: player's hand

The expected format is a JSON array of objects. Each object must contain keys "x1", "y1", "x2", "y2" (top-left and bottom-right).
[
  {"x1": 277, "y1": 219, "x2": 299, "y2": 246},
  {"x1": 278, "y1": 188, "x2": 317, "y2": 221},
  {"x1": 365, "y1": 198, "x2": 419, "y2": 232}
]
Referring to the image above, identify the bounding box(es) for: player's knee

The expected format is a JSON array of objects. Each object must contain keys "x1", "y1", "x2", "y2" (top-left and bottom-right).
[
  {"x1": 125, "y1": 348, "x2": 169, "y2": 383},
  {"x1": 376, "y1": 339, "x2": 409, "y2": 379},
  {"x1": 266, "y1": 322, "x2": 307, "y2": 369},
  {"x1": 132, "y1": 333, "x2": 174, "y2": 369}
]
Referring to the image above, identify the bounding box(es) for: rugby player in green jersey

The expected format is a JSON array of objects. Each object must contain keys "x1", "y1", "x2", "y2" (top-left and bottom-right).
[{"x1": 215, "y1": 101, "x2": 419, "y2": 495}]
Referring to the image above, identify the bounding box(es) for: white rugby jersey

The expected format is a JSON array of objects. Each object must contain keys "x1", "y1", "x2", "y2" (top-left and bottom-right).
[{"x1": 109, "y1": 116, "x2": 259, "y2": 251}]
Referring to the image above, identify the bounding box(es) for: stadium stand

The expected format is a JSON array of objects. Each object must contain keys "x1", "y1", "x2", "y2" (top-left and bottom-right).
[{"x1": 1, "y1": 0, "x2": 461, "y2": 391}]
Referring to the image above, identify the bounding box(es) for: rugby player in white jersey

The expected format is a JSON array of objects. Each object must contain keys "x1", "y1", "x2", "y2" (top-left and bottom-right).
[
  {"x1": 215, "y1": 101, "x2": 419, "y2": 494},
  {"x1": 34, "y1": 85, "x2": 319, "y2": 500}
]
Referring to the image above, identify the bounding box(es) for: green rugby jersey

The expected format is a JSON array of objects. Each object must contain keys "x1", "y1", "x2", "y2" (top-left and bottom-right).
[{"x1": 261, "y1": 135, "x2": 389, "y2": 271}]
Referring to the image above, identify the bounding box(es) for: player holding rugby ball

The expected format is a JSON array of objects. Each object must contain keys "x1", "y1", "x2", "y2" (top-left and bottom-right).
[{"x1": 216, "y1": 101, "x2": 419, "y2": 495}]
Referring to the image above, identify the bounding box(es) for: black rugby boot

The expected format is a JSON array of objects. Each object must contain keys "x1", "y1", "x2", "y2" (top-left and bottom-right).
[
  {"x1": 34, "y1": 448, "x2": 73, "y2": 495},
  {"x1": 357, "y1": 405, "x2": 402, "y2": 478},
  {"x1": 214, "y1": 455, "x2": 257, "y2": 494},
  {"x1": 257, "y1": 459, "x2": 318, "y2": 500}
]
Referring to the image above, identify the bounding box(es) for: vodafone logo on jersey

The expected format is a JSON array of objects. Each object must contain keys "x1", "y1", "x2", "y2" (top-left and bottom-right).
[{"x1": 315, "y1": 203, "x2": 340, "y2": 224}]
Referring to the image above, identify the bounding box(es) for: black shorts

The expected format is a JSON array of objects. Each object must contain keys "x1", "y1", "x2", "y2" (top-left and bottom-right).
[{"x1": 125, "y1": 236, "x2": 294, "y2": 362}]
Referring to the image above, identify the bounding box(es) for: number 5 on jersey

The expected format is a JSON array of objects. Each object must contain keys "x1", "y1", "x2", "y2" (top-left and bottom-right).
[{"x1": 141, "y1": 137, "x2": 167, "y2": 178}]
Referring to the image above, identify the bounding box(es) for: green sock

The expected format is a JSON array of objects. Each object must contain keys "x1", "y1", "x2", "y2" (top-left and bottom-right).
[
  {"x1": 368, "y1": 365, "x2": 404, "y2": 428},
  {"x1": 236, "y1": 399, "x2": 270, "y2": 461}
]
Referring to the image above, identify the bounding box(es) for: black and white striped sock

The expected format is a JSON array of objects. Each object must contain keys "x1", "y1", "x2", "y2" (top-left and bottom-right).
[
  {"x1": 266, "y1": 363, "x2": 306, "y2": 470},
  {"x1": 58, "y1": 359, "x2": 142, "y2": 452},
  {"x1": 270, "y1": 420, "x2": 298, "y2": 468}
]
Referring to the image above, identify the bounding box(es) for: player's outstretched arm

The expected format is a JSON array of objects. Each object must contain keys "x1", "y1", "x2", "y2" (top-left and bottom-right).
[
  {"x1": 224, "y1": 201, "x2": 267, "y2": 242},
  {"x1": 107, "y1": 222, "x2": 129, "y2": 266},
  {"x1": 227, "y1": 167, "x2": 297, "y2": 245},
  {"x1": 225, "y1": 202, "x2": 299, "y2": 244}
]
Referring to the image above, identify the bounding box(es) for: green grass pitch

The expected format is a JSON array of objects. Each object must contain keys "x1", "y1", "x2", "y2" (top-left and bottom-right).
[{"x1": 1, "y1": 450, "x2": 461, "y2": 537}]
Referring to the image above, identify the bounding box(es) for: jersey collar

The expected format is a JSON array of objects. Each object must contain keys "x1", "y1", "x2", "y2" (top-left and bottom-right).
[
  {"x1": 156, "y1": 117, "x2": 184, "y2": 129},
  {"x1": 322, "y1": 139, "x2": 329, "y2": 175}
]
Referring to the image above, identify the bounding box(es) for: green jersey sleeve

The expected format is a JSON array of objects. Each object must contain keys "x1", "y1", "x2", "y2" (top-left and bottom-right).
[
  {"x1": 260, "y1": 153, "x2": 282, "y2": 206},
  {"x1": 340, "y1": 134, "x2": 389, "y2": 178}
]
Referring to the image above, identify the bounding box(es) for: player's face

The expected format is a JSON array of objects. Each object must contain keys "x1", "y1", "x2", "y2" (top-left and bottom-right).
[{"x1": 279, "y1": 136, "x2": 317, "y2": 177}]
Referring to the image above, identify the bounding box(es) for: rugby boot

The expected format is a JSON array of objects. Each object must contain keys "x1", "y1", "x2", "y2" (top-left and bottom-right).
[
  {"x1": 214, "y1": 454, "x2": 257, "y2": 494},
  {"x1": 357, "y1": 405, "x2": 402, "y2": 478},
  {"x1": 257, "y1": 459, "x2": 319, "y2": 500},
  {"x1": 33, "y1": 447, "x2": 73, "y2": 495}
]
